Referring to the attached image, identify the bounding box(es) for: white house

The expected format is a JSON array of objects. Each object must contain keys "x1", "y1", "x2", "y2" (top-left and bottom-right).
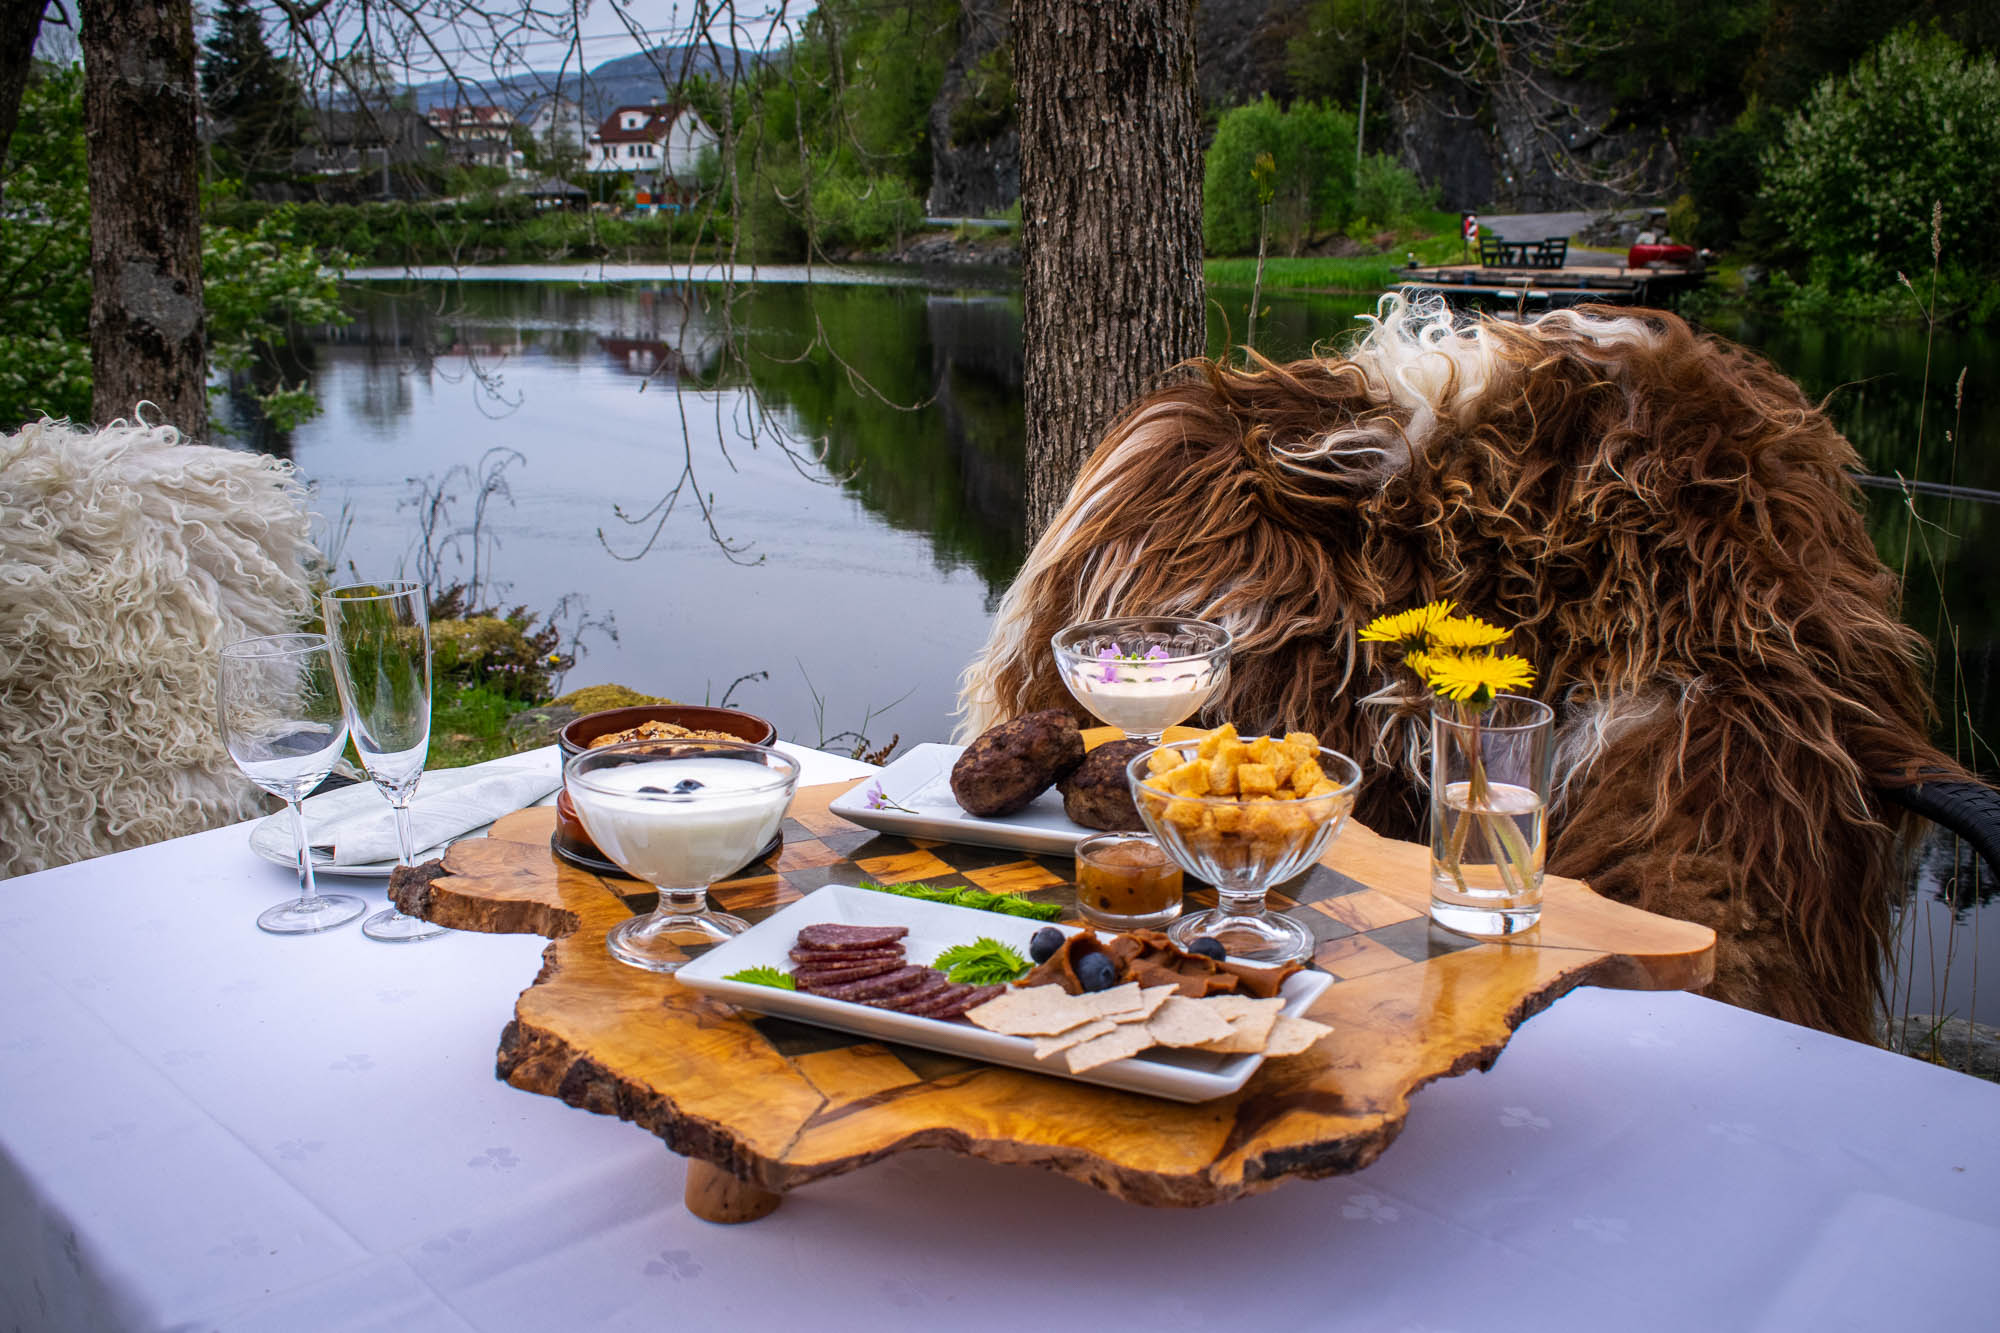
[
  {"x1": 586, "y1": 103, "x2": 716, "y2": 186},
  {"x1": 522, "y1": 95, "x2": 588, "y2": 154},
  {"x1": 425, "y1": 104, "x2": 519, "y2": 171}
]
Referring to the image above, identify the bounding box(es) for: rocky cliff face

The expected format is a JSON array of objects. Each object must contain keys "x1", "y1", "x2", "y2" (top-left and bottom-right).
[
  {"x1": 927, "y1": 0, "x2": 1017, "y2": 217},
  {"x1": 929, "y1": 0, "x2": 1703, "y2": 216}
]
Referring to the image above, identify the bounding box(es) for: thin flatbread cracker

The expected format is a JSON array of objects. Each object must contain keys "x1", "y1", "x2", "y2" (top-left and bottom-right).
[
  {"x1": 965, "y1": 986, "x2": 1099, "y2": 1036},
  {"x1": 1130, "y1": 985, "x2": 1177, "y2": 1021},
  {"x1": 1145, "y1": 996, "x2": 1238, "y2": 1047},
  {"x1": 1084, "y1": 982, "x2": 1146, "y2": 1019},
  {"x1": 1264, "y1": 1014, "x2": 1333, "y2": 1057},
  {"x1": 1195, "y1": 997, "x2": 1286, "y2": 1053},
  {"x1": 1033, "y1": 1019, "x2": 1116, "y2": 1060},
  {"x1": 1064, "y1": 1024, "x2": 1158, "y2": 1072}
]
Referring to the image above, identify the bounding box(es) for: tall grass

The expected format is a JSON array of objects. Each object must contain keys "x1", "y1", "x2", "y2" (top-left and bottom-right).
[{"x1": 1881, "y1": 202, "x2": 1990, "y2": 1071}]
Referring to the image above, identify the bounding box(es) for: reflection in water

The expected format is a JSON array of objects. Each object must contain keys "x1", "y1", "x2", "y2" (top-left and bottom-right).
[{"x1": 261, "y1": 274, "x2": 1998, "y2": 1017}]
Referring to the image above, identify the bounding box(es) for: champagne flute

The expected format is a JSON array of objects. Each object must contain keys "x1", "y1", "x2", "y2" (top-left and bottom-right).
[
  {"x1": 322, "y1": 581, "x2": 448, "y2": 944},
  {"x1": 219, "y1": 634, "x2": 367, "y2": 935}
]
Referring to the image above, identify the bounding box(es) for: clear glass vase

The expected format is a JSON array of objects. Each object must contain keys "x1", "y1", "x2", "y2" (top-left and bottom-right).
[{"x1": 1429, "y1": 694, "x2": 1553, "y2": 937}]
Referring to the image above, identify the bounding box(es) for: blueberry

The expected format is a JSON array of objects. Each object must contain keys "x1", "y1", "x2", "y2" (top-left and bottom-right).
[
  {"x1": 1029, "y1": 926, "x2": 1064, "y2": 964},
  {"x1": 1187, "y1": 936, "x2": 1227, "y2": 961},
  {"x1": 1075, "y1": 952, "x2": 1117, "y2": 993},
  {"x1": 638, "y1": 785, "x2": 670, "y2": 795},
  {"x1": 671, "y1": 778, "x2": 705, "y2": 794}
]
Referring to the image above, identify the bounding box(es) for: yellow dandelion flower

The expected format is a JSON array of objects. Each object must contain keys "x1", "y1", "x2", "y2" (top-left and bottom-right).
[
  {"x1": 1422, "y1": 652, "x2": 1536, "y2": 706},
  {"x1": 1359, "y1": 599, "x2": 1456, "y2": 649},
  {"x1": 1427, "y1": 614, "x2": 1511, "y2": 651}
]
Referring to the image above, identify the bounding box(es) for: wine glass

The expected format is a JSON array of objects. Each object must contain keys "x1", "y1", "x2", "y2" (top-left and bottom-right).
[
  {"x1": 218, "y1": 634, "x2": 367, "y2": 935},
  {"x1": 1127, "y1": 740, "x2": 1361, "y2": 964},
  {"x1": 1051, "y1": 616, "x2": 1233, "y2": 744},
  {"x1": 322, "y1": 581, "x2": 447, "y2": 944},
  {"x1": 563, "y1": 739, "x2": 800, "y2": 973}
]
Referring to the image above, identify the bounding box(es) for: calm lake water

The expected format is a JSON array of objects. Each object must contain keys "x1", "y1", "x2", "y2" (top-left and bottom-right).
[{"x1": 233, "y1": 270, "x2": 2000, "y2": 1031}]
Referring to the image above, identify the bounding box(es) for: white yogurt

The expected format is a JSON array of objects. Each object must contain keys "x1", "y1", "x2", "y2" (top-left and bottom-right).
[
  {"x1": 568, "y1": 758, "x2": 791, "y2": 887},
  {"x1": 1066, "y1": 670, "x2": 1215, "y2": 736}
]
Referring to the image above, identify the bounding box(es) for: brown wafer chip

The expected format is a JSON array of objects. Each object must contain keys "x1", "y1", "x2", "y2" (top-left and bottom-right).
[
  {"x1": 1263, "y1": 1014, "x2": 1333, "y2": 1057},
  {"x1": 1064, "y1": 1024, "x2": 1158, "y2": 1072},
  {"x1": 1145, "y1": 996, "x2": 1239, "y2": 1047}
]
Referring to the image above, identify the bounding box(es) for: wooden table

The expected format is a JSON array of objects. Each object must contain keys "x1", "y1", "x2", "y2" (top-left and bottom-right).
[{"x1": 391, "y1": 771, "x2": 1714, "y2": 1225}]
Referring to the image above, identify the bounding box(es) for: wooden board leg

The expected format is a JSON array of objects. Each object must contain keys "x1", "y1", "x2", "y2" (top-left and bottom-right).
[{"x1": 684, "y1": 1159, "x2": 783, "y2": 1224}]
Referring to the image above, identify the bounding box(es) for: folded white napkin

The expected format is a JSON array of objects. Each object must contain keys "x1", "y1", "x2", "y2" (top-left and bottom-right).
[{"x1": 307, "y1": 755, "x2": 561, "y2": 865}]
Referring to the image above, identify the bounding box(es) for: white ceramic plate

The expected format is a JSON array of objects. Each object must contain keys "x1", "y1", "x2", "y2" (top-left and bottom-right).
[
  {"x1": 676, "y1": 885, "x2": 1332, "y2": 1103},
  {"x1": 247, "y1": 763, "x2": 562, "y2": 878},
  {"x1": 826, "y1": 742, "x2": 1095, "y2": 855}
]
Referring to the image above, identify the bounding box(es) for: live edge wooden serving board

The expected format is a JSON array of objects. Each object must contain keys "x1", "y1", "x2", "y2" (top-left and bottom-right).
[{"x1": 390, "y1": 771, "x2": 1713, "y2": 1225}]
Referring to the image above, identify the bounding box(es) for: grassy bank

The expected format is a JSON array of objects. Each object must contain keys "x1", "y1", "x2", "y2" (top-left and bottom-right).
[{"x1": 1203, "y1": 219, "x2": 1472, "y2": 294}]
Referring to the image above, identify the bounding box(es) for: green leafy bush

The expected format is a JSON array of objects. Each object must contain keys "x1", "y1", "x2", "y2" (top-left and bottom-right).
[
  {"x1": 428, "y1": 600, "x2": 564, "y2": 702},
  {"x1": 0, "y1": 66, "x2": 91, "y2": 426},
  {"x1": 0, "y1": 67, "x2": 346, "y2": 431},
  {"x1": 1203, "y1": 97, "x2": 1358, "y2": 256},
  {"x1": 1758, "y1": 27, "x2": 2000, "y2": 317},
  {"x1": 1352, "y1": 153, "x2": 1435, "y2": 230}
]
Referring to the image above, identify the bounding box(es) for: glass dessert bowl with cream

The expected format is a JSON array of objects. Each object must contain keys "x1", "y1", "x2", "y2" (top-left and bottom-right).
[
  {"x1": 563, "y1": 739, "x2": 800, "y2": 972},
  {"x1": 1050, "y1": 616, "x2": 1233, "y2": 743}
]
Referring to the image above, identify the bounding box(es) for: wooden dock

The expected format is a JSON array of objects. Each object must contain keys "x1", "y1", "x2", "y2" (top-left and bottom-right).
[{"x1": 1398, "y1": 261, "x2": 1706, "y2": 312}]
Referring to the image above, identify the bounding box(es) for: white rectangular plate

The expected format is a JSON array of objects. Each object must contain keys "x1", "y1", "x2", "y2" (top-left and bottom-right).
[
  {"x1": 676, "y1": 886, "x2": 1332, "y2": 1103},
  {"x1": 826, "y1": 742, "x2": 1093, "y2": 855}
]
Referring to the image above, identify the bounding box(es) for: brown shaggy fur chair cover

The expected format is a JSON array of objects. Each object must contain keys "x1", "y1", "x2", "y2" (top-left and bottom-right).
[{"x1": 960, "y1": 298, "x2": 1962, "y2": 1043}]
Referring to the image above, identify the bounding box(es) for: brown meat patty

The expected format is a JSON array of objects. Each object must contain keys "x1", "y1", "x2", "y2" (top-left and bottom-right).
[
  {"x1": 951, "y1": 709, "x2": 1086, "y2": 817},
  {"x1": 1058, "y1": 738, "x2": 1151, "y2": 831}
]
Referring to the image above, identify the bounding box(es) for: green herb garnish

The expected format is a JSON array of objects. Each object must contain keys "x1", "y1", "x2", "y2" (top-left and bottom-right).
[
  {"x1": 932, "y1": 937, "x2": 1030, "y2": 986},
  {"x1": 856, "y1": 879, "x2": 1063, "y2": 921},
  {"x1": 722, "y1": 965, "x2": 797, "y2": 990}
]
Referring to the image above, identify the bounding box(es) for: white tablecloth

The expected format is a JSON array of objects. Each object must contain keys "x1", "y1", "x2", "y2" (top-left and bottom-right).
[{"x1": 3, "y1": 744, "x2": 1998, "y2": 1331}]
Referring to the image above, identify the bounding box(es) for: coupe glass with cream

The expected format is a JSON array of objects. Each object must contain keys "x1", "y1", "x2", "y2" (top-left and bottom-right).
[
  {"x1": 563, "y1": 739, "x2": 800, "y2": 973},
  {"x1": 1051, "y1": 616, "x2": 1233, "y2": 743}
]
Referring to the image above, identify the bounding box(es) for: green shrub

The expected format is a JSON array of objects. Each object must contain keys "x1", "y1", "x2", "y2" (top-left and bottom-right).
[
  {"x1": 811, "y1": 172, "x2": 924, "y2": 250},
  {"x1": 1203, "y1": 97, "x2": 1357, "y2": 256},
  {"x1": 429, "y1": 604, "x2": 563, "y2": 701},
  {"x1": 1759, "y1": 27, "x2": 2000, "y2": 314},
  {"x1": 1352, "y1": 153, "x2": 1435, "y2": 230},
  {"x1": 948, "y1": 41, "x2": 1014, "y2": 145}
]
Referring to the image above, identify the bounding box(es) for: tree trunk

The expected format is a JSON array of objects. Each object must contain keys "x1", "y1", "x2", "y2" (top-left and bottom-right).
[
  {"x1": 79, "y1": 0, "x2": 206, "y2": 437},
  {"x1": 1015, "y1": 0, "x2": 1204, "y2": 543},
  {"x1": 0, "y1": 0, "x2": 49, "y2": 189}
]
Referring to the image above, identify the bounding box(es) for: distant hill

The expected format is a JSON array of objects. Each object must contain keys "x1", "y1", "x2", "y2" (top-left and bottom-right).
[{"x1": 390, "y1": 43, "x2": 764, "y2": 119}]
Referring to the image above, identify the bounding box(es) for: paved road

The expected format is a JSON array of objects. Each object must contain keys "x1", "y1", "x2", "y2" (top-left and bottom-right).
[{"x1": 1477, "y1": 209, "x2": 1641, "y2": 265}]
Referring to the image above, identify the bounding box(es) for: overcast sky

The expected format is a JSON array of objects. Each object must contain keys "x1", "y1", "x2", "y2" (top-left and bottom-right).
[{"x1": 34, "y1": 2, "x2": 806, "y2": 77}]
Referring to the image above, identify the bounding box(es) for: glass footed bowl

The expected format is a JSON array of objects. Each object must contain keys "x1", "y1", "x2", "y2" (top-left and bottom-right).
[
  {"x1": 564, "y1": 739, "x2": 800, "y2": 973},
  {"x1": 1126, "y1": 740, "x2": 1362, "y2": 964},
  {"x1": 1050, "y1": 616, "x2": 1233, "y2": 743}
]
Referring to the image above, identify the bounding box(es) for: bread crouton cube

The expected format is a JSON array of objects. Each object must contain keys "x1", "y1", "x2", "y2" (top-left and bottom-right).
[
  {"x1": 1236, "y1": 763, "x2": 1277, "y2": 797},
  {"x1": 1169, "y1": 763, "x2": 1211, "y2": 797},
  {"x1": 1195, "y1": 723, "x2": 1238, "y2": 760},
  {"x1": 1207, "y1": 753, "x2": 1238, "y2": 795},
  {"x1": 1290, "y1": 758, "x2": 1325, "y2": 791},
  {"x1": 1164, "y1": 798, "x2": 1206, "y2": 831},
  {"x1": 1148, "y1": 747, "x2": 1180, "y2": 775},
  {"x1": 1210, "y1": 804, "x2": 1245, "y2": 835}
]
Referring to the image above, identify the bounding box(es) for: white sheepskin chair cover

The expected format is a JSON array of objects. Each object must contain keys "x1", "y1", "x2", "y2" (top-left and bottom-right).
[{"x1": 0, "y1": 415, "x2": 316, "y2": 878}]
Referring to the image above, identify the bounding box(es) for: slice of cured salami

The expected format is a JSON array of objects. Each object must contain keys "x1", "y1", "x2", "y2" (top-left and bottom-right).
[
  {"x1": 795, "y1": 923, "x2": 908, "y2": 950},
  {"x1": 792, "y1": 957, "x2": 903, "y2": 985},
  {"x1": 802, "y1": 964, "x2": 932, "y2": 1002},
  {"x1": 788, "y1": 945, "x2": 903, "y2": 966}
]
